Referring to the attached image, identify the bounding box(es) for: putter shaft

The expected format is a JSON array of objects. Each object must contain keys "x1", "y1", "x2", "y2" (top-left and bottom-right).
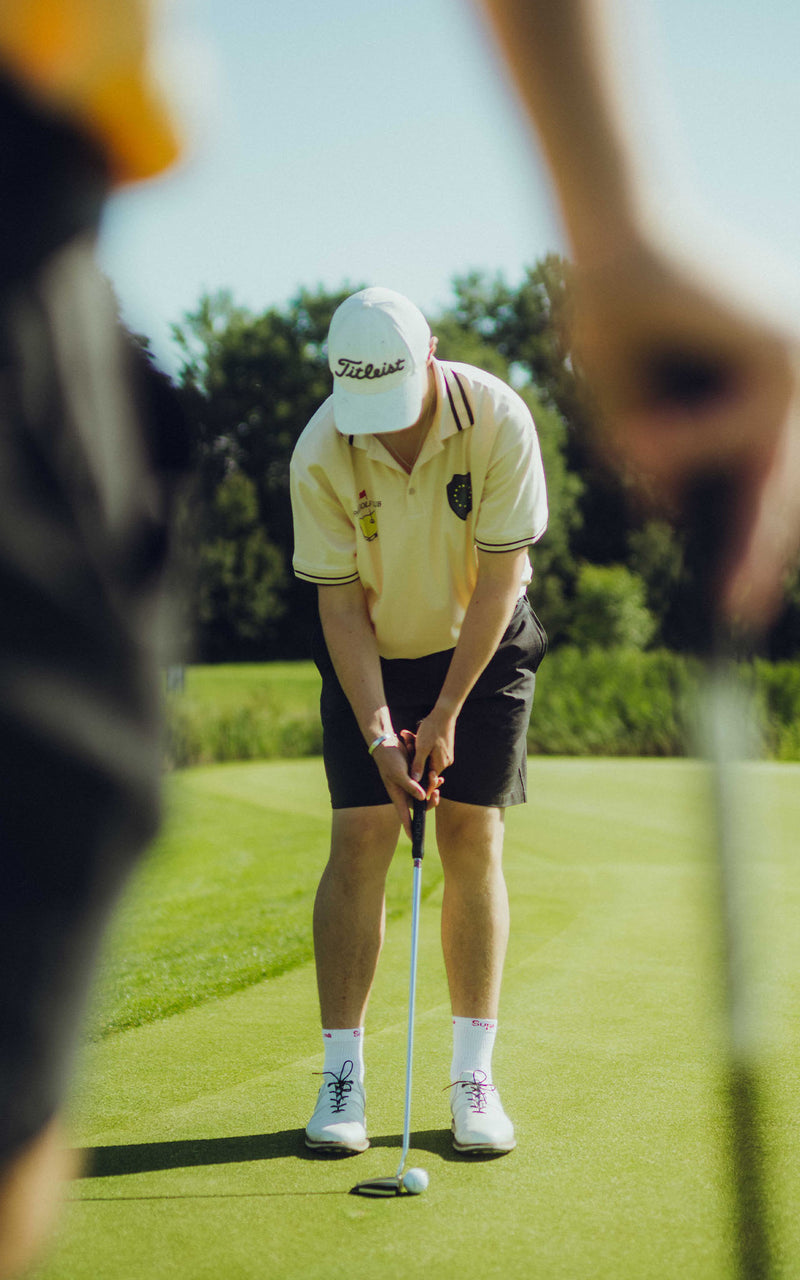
[
  {"x1": 397, "y1": 794, "x2": 426, "y2": 1178},
  {"x1": 353, "y1": 794, "x2": 426, "y2": 1198}
]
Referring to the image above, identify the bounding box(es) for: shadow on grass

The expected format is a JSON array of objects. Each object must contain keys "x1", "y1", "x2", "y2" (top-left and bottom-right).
[
  {"x1": 76, "y1": 1126, "x2": 496, "y2": 1179},
  {"x1": 78, "y1": 1130, "x2": 308, "y2": 1178},
  {"x1": 369, "y1": 1129, "x2": 508, "y2": 1164}
]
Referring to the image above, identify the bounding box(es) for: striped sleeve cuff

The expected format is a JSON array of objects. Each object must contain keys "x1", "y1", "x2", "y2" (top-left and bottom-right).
[
  {"x1": 293, "y1": 566, "x2": 361, "y2": 585},
  {"x1": 475, "y1": 535, "x2": 536, "y2": 554}
]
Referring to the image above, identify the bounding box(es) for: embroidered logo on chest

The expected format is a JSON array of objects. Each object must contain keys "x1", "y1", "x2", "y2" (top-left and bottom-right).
[
  {"x1": 447, "y1": 472, "x2": 472, "y2": 521},
  {"x1": 354, "y1": 489, "x2": 381, "y2": 541}
]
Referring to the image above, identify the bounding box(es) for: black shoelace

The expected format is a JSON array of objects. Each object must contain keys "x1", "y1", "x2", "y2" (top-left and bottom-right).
[{"x1": 316, "y1": 1059, "x2": 356, "y2": 1114}]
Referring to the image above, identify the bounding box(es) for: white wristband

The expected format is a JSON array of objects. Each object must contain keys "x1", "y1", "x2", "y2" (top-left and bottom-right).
[{"x1": 368, "y1": 733, "x2": 398, "y2": 756}]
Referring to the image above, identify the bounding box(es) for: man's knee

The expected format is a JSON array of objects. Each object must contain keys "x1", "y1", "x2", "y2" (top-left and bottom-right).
[
  {"x1": 327, "y1": 805, "x2": 400, "y2": 880},
  {"x1": 435, "y1": 800, "x2": 505, "y2": 870}
]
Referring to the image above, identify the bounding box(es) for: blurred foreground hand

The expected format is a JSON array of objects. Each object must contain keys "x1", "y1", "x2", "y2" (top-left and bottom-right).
[
  {"x1": 570, "y1": 234, "x2": 800, "y2": 629},
  {"x1": 477, "y1": 0, "x2": 800, "y2": 631}
]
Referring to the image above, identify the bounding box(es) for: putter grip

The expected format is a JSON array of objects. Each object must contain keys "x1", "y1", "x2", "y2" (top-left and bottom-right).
[{"x1": 411, "y1": 796, "x2": 426, "y2": 861}]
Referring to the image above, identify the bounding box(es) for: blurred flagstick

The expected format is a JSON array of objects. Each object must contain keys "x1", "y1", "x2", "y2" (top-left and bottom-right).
[
  {"x1": 697, "y1": 663, "x2": 771, "y2": 1278},
  {"x1": 686, "y1": 474, "x2": 773, "y2": 1280}
]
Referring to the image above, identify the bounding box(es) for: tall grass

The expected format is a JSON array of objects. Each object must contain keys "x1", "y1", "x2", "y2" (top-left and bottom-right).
[
  {"x1": 165, "y1": 650, "x2": 800, "y2": 766},
  {"x1": 528, "y1": 647, "x2": 696, "y2": 756},
  {"x1": 165, "y1": 662, "x2": 323, "y2": 768},
  {"x1": 754, "y1": 658, "x2": 800, "y2": 759}
]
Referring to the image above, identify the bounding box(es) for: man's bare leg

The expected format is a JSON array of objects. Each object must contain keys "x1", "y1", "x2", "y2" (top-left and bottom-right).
[
  {"x1": 436, "y1": 799, "x2": 509, "y2": 1019},
  {"x1": 436, "y1": 798, "x2": 515, "y2": 1152},
  {"x1": 306, "y1": 805, "x2": 401, "y2": 1152},
  {"x1": 313, "y1": 805, "x2": 400, "y2": 1029}
]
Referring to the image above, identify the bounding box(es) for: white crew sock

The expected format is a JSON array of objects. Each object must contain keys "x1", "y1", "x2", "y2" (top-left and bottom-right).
[
  {"x1": 451, "y1": 1016, "x2": 498, "y2": 1083},
  {"x1": 322, "y1": 1028, "x2": 365, "y2": 1084}
]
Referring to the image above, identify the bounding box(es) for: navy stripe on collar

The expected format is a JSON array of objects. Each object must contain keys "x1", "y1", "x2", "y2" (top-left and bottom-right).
[
  {"x1": 451, "y1": 369, "x2": 475, "y2": 425},
  {"x1": 443, "y1": 367, "x2": 474, "y2": 431},
  {"x1": 443, "y1": 369, "x2": 464, "y2": 431}
]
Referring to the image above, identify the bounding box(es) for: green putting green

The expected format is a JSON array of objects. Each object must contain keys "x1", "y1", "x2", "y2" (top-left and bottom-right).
[{"x1": 36, "y1": 758, "x2": 800, "y2": 1280}]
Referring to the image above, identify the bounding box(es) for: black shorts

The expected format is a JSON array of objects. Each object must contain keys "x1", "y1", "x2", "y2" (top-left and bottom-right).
[{"x1": 313, "y1": 596, "x2": 547, "y2": 810}]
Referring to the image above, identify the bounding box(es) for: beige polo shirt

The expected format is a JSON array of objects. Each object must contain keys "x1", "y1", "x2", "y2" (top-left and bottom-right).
[{"x1": 290, "y1": 359, "x2": 548, "y2": 660}]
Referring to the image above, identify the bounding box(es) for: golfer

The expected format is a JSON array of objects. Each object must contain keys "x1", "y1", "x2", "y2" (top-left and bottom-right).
[{"x1": 290, "y1": 286, "x2": 548, "y2": 1155}]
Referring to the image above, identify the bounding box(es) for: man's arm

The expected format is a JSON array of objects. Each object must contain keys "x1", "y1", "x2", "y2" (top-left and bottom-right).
[
  {"x1": 411, "y1": 548, "x2": 530, "y2": 782},
  {"x1": 476, "y1": 0, "x2": 800, "y2": 630},
  {"x1": 317, "y1": 582, "x2": 427, "y2": 837}
]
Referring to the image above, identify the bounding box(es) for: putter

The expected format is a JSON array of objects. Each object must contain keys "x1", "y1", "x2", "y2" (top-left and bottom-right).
[{"x1": 352, "y1": 790, "x2": 427, "y2": 1197}]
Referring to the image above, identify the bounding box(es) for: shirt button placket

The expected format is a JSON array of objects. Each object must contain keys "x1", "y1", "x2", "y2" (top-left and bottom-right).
[{"x1": 406, "y1": 480, "x2": 422, "y2": 517}]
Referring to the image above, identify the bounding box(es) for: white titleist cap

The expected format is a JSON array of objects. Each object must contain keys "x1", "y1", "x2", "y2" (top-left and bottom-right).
[{"x1": 327, "y1": 287, "x2": 432, "y2": 435}]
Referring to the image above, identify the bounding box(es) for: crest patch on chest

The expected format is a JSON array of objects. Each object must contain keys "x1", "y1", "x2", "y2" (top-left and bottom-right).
[{"x1": 447, "y1": 472, "x2": 473, "y2": 520}]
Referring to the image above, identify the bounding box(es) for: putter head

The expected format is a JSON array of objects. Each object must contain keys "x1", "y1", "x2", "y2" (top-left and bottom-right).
[{"x1": 350, "y1": 1176, "x2": 402, "y2": 1197}]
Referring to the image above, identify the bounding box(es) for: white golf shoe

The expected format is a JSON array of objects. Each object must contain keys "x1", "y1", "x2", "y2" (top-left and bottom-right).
[
  {"x1": 449, "y1": 1070, "x2": 516, "y2": 1154},
  {"x1": 305, "y1": 1060, "x2": 369, "y2": 1154}
]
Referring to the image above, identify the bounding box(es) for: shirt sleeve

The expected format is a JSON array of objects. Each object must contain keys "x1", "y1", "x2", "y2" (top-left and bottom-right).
[
  {"x1": 474, "y1": 396, "x2": 549, "y2": 554},
  {"x1": 290, "y1": 441, "x2": 360, "y2": 586}
]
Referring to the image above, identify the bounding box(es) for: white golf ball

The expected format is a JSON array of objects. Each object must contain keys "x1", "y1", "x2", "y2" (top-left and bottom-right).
[{"x1": 402, "y1": 1167, "x2": 429, "y2": 1195}]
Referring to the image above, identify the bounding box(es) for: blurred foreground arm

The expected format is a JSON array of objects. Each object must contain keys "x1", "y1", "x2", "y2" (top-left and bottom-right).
[{"x1": 477, "y1": 0, "x2": 800, "y2": 628}]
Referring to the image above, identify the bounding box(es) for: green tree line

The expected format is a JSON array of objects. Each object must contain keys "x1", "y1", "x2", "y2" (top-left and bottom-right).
[{"x1": 166, "y1": 257, "x2": 800, "y2": 662}]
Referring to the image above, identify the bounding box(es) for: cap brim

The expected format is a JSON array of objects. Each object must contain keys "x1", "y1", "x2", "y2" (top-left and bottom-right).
[{"x1": 332, "y1": 363, "x2": 428, "y2": 435}]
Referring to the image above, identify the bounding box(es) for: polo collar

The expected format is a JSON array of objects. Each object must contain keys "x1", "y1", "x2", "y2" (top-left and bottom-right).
[{"x1": 343, "y1": 360, "x2": 474, "y2": 467}]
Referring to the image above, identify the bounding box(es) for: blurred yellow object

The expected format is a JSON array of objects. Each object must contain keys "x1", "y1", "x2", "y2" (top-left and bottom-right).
[{"x1": 0, "y1": 0, "x2": 180, "y2": 183}]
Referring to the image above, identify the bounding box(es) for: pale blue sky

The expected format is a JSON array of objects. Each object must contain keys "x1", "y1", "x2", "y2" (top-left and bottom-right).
[{"x1": 98, "y1": 0, "x2": 800, "y2": 372}]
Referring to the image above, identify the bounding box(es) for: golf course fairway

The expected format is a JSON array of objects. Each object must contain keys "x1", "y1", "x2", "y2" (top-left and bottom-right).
[{"x1": 33, "y1": 757, "x2": 800, "y2": 1280}]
